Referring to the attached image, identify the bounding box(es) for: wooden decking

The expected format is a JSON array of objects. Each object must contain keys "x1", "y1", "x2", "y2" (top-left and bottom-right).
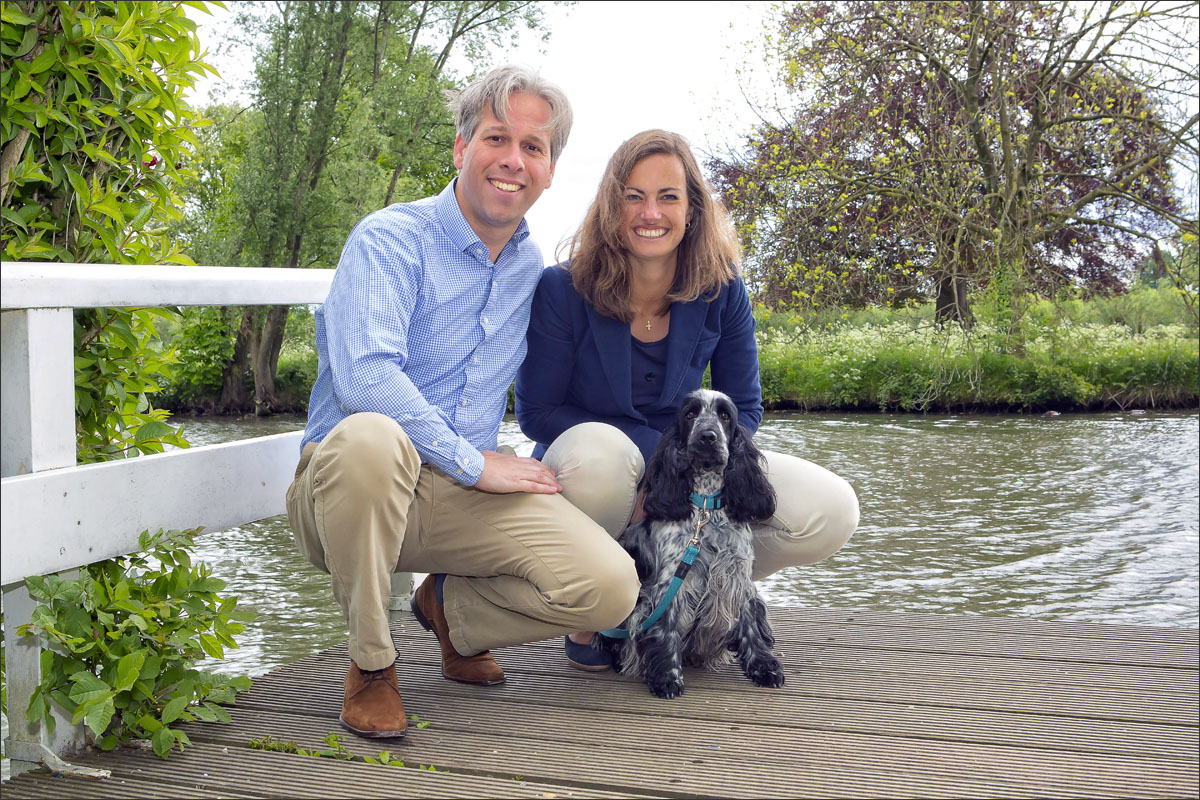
[{"x1": 4, "y1": 607, "x2": 1197, "y2": 799}]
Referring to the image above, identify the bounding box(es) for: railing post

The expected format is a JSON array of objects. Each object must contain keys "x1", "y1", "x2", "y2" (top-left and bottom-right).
[
  {"x1": 387, "y1": 572, "x2": 415, "y2": 622},
  {"x1": 1, "y1": 309, "x2": 98, "y2": 777}
]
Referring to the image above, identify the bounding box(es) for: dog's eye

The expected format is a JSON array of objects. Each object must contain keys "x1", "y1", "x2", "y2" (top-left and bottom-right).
[
  {"x1": 719, "y1": 411, "x2": 731, "y2": 422},
  {"x1": 685, "y1": 410, "x2": 698, "y2": 420}
]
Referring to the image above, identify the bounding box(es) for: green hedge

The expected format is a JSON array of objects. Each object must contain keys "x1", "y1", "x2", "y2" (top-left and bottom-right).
[{"x1": 757, "y1": 321, "x2": 1198, "y2": 412}]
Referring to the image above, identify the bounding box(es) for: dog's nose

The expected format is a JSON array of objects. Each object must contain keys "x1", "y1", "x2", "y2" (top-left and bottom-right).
[{"x1": 698, "y1": 429, "x2": 719, "y2": 445}]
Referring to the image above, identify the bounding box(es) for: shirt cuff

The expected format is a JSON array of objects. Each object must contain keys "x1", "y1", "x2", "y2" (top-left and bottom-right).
[{"x1": 438, "y1": 438, "x2": 484, "y2": 486}]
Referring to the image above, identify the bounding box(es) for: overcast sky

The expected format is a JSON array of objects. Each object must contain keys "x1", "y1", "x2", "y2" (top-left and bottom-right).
[{"x1": 189, "y1": 1, "x2": 775, "y2": 261}]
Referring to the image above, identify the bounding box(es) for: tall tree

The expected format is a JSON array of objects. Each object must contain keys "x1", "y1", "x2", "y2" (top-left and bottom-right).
[
  {"x1": 711, "y1": 1, "x2": 1198, "y2": 332},
  {"x1": 185, "y1": 0, "x2": 550, "y2": 414}
]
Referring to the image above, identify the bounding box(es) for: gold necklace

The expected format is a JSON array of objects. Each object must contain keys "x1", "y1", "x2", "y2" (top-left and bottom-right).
[{"x1": 645, "y1": 318, "x2": 653, "y2": 331}]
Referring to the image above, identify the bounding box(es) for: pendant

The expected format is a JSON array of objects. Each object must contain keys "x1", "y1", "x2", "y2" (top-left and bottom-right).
[{"x1": 645, "y1": 319, "x2": 652, "y2": 331}]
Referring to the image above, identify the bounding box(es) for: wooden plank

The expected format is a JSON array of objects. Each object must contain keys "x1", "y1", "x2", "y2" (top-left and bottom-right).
[
  {"x1": 179, "y1": 708, "x2": 1195, "y2": 800},
  {"x1": 767, "y1": 619, "x2": 1198, "y2": 667},
  {"x1": 255, "y1": 640, "x2": 1198, "y2": 752},
  {"x1": 3, "y1": 741, "x2": 661, "y2": 799},
  {"x1": 0, "y1": 432, "x2": 303, "y2": 585},
  {"x1": 0, "y1": 262, "x2": 333, "y2": 309},
  {"x1": 2, "y1": 608, "x2": 1194, "y2": 800},
  {"x1": 777, "y1": 607, "x2": 1200, "y2": 643},
  {"x1": 369, "y1": 631, "x2": 1199, "y2": 724}
]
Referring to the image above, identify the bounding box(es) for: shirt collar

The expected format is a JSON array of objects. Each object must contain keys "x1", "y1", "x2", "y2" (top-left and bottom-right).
[{"x1": 435, "y1": 178, "x2": 531, "y2": 256}]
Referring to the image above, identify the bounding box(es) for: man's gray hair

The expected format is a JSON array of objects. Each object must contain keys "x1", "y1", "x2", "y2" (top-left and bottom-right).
[{"x1": 449, "y1": 64, "x2": 573, "y2": 163}]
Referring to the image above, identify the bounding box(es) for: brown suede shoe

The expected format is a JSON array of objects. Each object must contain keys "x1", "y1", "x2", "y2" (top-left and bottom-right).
[
  {"x1": 410, "y1": 574, "x2": 506, "y2": 686},
  {"x1": 339, "y1": 661, "x2": 407, "y2": 739}
]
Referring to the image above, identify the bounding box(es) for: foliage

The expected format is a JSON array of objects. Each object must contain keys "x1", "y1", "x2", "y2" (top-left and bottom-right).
[
  {"x1": 18, "y1": 528, "x2": 253, "y2": 759},
  {"x1": 1, "y1": 0, "x2": 220, "y2": 458},
  {"x1": 249, "y1": 729, "x2": 436, "y2": 769},
  {"x1": 711, "y1": 1, "x2": 1198, "y2": 330},
  {"x1": 755, "y1": 309, "x2": 1198, "y2": 413},
  {"x1": 176, "y1": 0, "x2": 554, "y2": 415},
  {"x1": 156, "y1": 306, "x2": 238, "y2": 409}
]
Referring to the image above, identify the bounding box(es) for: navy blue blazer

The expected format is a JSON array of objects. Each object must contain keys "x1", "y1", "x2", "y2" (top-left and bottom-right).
[{"x1": 515, "y1": 265, "x2": 764, "y2": 463}]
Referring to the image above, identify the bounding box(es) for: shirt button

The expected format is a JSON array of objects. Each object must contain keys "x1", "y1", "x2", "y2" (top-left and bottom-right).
[
  {"x1": 482, "y1": 315, "x2": 489, "y2": 325},
  {"x1": 461, "y1": 399, "x2": 469, "y2": 406},
  {"x1": 472, "y1": 356, "x2": 479, "y2": 364},
  {"x1": 432, "y1": 439, "x2": 439, "y2": 446}
]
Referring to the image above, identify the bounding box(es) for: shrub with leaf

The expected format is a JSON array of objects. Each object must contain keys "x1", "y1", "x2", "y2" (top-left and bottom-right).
[
  {"x1": 1, "y1": 0, "x2": 220, "y2": 459},
  {"x1": 18, "y1": 528, "x2": 252, "y2": 758}
]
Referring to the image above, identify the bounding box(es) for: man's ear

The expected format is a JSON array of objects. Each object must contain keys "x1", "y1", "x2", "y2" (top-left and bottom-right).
[{"x1": 453, "y1": 135, "x2": 466, "y2": 170}]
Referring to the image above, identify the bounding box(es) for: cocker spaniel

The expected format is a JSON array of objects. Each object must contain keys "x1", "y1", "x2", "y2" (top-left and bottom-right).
[{"x1": 596, "y1": 389, "x2": 786, "y2": 699}]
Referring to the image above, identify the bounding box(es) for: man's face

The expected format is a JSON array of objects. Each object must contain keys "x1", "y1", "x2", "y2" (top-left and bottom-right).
[{"x1": 453, "y1": 92, "x2": 555, "y2": 247}]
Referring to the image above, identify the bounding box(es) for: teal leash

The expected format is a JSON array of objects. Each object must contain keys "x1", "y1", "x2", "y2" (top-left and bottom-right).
[{"x1": 598, "y1": 493, "x2": 721, "y2": 640}]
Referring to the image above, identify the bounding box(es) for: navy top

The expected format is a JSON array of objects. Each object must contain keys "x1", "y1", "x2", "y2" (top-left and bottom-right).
[
  {"x1": 515, "y1": 265, "x2": 764, "y2": 463},
  {"x1": 630, "y1": 336, "x2": 669, "y2": 411}
]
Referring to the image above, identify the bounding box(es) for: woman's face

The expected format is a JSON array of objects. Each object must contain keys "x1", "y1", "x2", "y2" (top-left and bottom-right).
[{"x1": 621, "y1": 153, "x2": 691, "y2": 266}]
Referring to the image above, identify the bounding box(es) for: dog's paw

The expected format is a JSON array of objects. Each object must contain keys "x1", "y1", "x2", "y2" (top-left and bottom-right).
[
  {"x1": 745, "y1": 657, "x2": 785, "y2": 688},
  {"x1": 646, "y1": 672, "x2": 685, "y2": 699}
]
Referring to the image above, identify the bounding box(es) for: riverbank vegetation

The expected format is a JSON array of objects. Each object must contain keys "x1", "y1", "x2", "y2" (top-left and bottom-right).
[{"x1": 756, "y1": 283, "x2": 1198, "y2": 413}]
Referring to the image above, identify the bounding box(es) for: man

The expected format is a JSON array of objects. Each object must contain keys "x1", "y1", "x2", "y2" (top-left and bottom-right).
[{"x1": 285, "y1": 65, "x2": 639, "y2": 740}]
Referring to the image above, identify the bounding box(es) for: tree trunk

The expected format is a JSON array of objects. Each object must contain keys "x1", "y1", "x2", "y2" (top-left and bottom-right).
[
  {"x1": 934, "y1": 274, "x2": 973, "y2": 327},
  {"x1": 252, "y1": 304, "x2": 289, "y2": 416},
  {"x1": 216, "y1": 307, "x2": 257, "y2": 414}
]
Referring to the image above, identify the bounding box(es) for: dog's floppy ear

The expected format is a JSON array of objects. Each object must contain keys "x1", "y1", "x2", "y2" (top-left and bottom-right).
[
  {"x1": 723, "y1": 424, "x2": 777, "y2": 523},
  {"x1": 641, "y1": 421, "x2": 693, "y2": 521}
]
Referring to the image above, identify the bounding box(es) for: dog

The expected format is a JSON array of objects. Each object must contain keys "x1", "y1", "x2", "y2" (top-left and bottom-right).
[{"x1": 596, "y1": 389, "x2": 786, "y2": 699}]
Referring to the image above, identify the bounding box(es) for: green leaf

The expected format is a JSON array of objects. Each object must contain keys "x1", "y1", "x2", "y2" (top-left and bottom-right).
[
  {"x1": 115, "y1": 651, "x2": 145, "y2": 691},
  {"x1": 26, "y1": 689, "x2": 47, "y2": 723},
  {"x1": 152, "y1": 725, "x2": 174, "y2": 758},
  {"x1": 133, "y1": 419, "x2": 176, "y2": 444},
  {"x1": 29, "y1": 46, "x2": 57, "y2": 75},
  {"x1": 2, "y1": 6, "x2": 36, "y2": 24},
  {"x1": 198, "y1": 633, "x2": 223, "y2": 660},
  {"x1": 68, "y1": 672, "x2": 112, "y2": 704},
  {"x1": 85, "y1": 699, "x2": 116, "y2": 737},
  {"x1": 14, "y1": 25, "x2": 37, "y2": 58},
  {"x1": 129, "y1": 202, "x2": 154, "y2": 231},
  {"x1": 160, "y1": 695, "x2": 189, "y2": 725}
]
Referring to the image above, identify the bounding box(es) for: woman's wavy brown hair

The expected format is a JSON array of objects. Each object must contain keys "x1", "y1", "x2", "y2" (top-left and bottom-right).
[{"x1": 562, "y1": 129, "x2": 740, "y2": 322}]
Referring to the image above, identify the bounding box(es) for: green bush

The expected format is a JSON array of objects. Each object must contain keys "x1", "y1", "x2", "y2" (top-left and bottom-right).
[
  {"x1": 756, "y1": 319, "x2": 1197, "y2": 412},
  {"x1": 18, "y1": 528, "x2": 252, "y2": 758}
]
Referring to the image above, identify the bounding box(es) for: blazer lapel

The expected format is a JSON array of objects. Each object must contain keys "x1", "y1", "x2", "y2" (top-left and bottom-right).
[
  {"x1": 587, "y1": 305, "x2": 642, "y2": 421},
  {"x1": 660, "y1": 299, "x2": 708, "y2": 406}
]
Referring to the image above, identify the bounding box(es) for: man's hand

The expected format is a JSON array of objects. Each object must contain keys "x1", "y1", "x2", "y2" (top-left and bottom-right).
[{"x1": 475, "y1": 450, "x2": 563, "y2": 495}]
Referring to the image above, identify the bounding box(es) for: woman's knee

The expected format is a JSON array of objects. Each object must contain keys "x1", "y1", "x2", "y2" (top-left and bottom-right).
[
  {"x1": 751, "y1": 451, "x2": 859, "y2": 576},
  {"x1": 544, "y1": 423, "x2": 644, "y2": 537}
]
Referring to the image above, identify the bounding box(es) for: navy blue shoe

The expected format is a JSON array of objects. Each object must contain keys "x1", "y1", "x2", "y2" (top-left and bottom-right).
[{"x1": 563, "y1": 635, "x2": 613, "y2": 672}]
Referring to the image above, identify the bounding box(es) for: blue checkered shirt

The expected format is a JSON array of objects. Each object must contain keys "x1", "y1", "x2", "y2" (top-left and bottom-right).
[{"x1": 301, "y1": 180, "x2": 544, "y2": 485}]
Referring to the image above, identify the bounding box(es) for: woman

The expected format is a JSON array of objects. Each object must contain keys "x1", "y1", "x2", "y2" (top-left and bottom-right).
[{"x1": 515, "y1": 130, "x2": 859, "y2": 670}]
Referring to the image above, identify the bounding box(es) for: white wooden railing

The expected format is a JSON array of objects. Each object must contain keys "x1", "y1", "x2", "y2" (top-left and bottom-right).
[{"x1": 0, "y1": 261, "x2": 412, "y2": 776}]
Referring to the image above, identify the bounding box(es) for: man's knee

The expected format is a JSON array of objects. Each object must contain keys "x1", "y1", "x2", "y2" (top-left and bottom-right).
[
  {"x1": 316, "y1": 412, "x2": 420, "y2": 498},
  {"x1": 574, "y1": 552, "x2": 640, "y2": 631}
]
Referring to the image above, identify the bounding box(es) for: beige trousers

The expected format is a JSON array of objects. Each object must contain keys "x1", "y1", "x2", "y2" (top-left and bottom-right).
[
  {"x1": 543, "y1": 422, "x2": 859, "y2": 580},
  {"x1": 285, "y1": 413, "x2": 639, "y2": 672}
]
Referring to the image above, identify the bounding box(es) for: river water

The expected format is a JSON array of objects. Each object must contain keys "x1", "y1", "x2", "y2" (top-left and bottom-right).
[{"x1": 178, "y1": 410, "x2": 1198, "y2": 678}]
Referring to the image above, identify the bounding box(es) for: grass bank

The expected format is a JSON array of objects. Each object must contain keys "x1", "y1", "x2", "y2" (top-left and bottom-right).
[{"x1": 755, "y1": 286, "x2": 1198, "y2": 412}]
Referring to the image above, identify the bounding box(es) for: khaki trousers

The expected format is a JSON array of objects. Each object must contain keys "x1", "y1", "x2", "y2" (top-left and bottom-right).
[
  {"x1": 544, "y1": 422, "x2": 859, "y2": 580},
  {"x1": 285, "y1": 412, "x2": 638, "y2": 672}
]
